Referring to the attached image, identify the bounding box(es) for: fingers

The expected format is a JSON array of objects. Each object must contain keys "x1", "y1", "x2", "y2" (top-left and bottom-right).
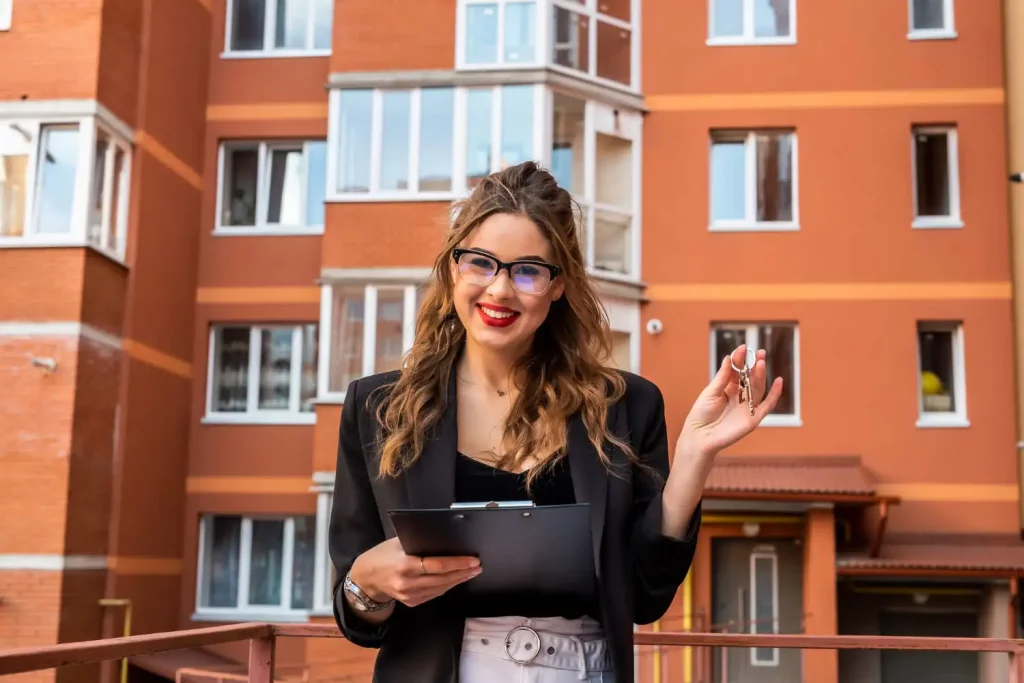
[
  {"x1": 391, "y1": 563, "x2": 483, "y2": 607},
  {"x1": 706, "y1": 353, "x2": 737, "y2": 394},
  {"x1": 753, "y1": 377, "x2": 784, "y2": 420},
  {"x1": 418, "y1": 555, "x2": 480, "y2": 575}
]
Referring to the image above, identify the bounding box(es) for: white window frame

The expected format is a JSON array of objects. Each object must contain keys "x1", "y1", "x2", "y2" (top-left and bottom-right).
[
  {"x1": 194, "y1": 514, "x2": 315, "y2": 622},
  {"x1": 708, "y1": 323, "x2": 801, "y2": 427},
  {"x1": 327, "y1": 84, "x2": 547, "y2": 203},
  {"x1": 204, "y1": 324, "x2": 317, "y2": 425},
  {"x1": 603, "y1": 296, "x2": 641, "y2": 373},
  {"x1": 455, "y1": 0, "x2": 641, "y2": 92},
  {"x1": 312, "y1": 474, "x2": 335, "y2": 614},
  {"x1": 911, "y1": 125, "x2": 962, "y2": 229},
  {"x1": 317, "y1": 282, "x2": 424, "y2": 402},
  {"x1": 749, "y1": 545, "x2": 780, "y2": 667},
  {"x1": 707, "y1": 0, "x2": 797, "y2": 46},
  {"x1": 915, "y1": 321, "x2": 968, "y2": 428},
  {"x1": 223, "y1": 0, "x2": 332, "y2": 58},
  {"x1": 708, "y1": 130, "x2": 799, "y2": 232},
  {"x1": 0, "y1": 0, "x2": 12, "y2": 31},
  {"x1": 908, "y1": 0, "x2": 956, "y2": 40},
  {"x1": 0, "y1": 113, "x2": 132, "y2": 261},
  {"x1": 214, "y1": 140, "x2": 325, "y2": 236}
]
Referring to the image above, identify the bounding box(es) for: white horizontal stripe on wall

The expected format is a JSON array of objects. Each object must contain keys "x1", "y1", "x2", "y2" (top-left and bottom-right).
[
  {"x1": 0, "y1": 322, "x2": 121, "y2": 350},
  {"x1": 0, "y1": 554, "x2": 109, "y2": 571}
]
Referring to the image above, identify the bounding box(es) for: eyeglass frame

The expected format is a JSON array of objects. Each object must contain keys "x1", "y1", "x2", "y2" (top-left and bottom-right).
[{"x1": 451, "y1": 248, "x2": 562, "y2": 295}]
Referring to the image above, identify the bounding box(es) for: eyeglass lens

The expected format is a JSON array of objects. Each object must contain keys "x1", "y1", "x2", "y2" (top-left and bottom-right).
[{"x1": 457, "y1": 253, "x2": 552, "y2": 294}]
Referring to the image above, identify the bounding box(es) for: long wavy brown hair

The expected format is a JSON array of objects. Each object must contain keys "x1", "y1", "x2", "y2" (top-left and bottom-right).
[{"x1": 373, "y1": 161, "x2": 636, "y2": 486}]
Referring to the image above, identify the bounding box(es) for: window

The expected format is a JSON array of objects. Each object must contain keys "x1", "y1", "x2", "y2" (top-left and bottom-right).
[
  {"x1": 749, "y1": 546, "x2": 779, "y2": 666},
  {"x1": 206, "y1": 324, "x2": 318, "y2": 423},
  {"x1": 330, "y1": 85, "x2": 541, "y2": 200},
  {"x1": 911, "y1": 126, "x2": 961, "y2": 228},
  {"x1": 552, "y1": 0, "x2": 633, "y2": 86},
  {"x1": 459, "y1": 0, "x2": 538, "y2": 67},
  {"x1": 225, "y1": 0, "x2": 333, "y2": 55},
  {"x1": 196, "y1": 515, "x2": 317, "y2": 618},
  {"x1": 319, "y1": 284, "x2": 425, "y2": 398},
  {"x1": 710, "y1": 130, "x2": 797, "y2": 231},
  {"x1": 0, "y1": 117, "x2": 132, "y2": 258},
  {"x1": 709, "y1": 0, "x2": 795, "y2": 44},
  {"x1": 909, "y1": 0, "x2": 955, "y2": 38},
  {"x1": 312, "y1": 485, "x2": 335, "y2": 613},
  {"x1": 917, "y1": 322, "x2": 967, "y2": 426},
  {"x1": 710, "y1": 323, "x2": 799, "y2": 426},
  {"x1": 551, "y1": 93, "x2": 641, "y2": 278},
  {"x1": 0, "y1": 0, "x2": 11, "y2": 31},
  {"x1": 217, "y1": 141, "x2": 326, "y2": 234}
]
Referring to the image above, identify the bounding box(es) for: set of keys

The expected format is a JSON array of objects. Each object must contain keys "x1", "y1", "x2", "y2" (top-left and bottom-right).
[{"x1": 731, "y1": 354, "x2": 755, "y2": 416}]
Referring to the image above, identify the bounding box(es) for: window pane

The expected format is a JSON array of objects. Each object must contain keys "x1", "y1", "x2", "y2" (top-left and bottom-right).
[
  {"x1": 596, "y1": 20, "x2": 631, "y2": 85},
  {"x1": 107, "y1": 147, "x2": 126, "y2": 252},
  {"x1": 500, "y1": 85, "x2": 534, "y2": 169},
  {"x1": 329, "y1": 287, "x2": 364, "y2": 392},
  {"x1": 375, "y1": 290, "x2": 405, "y2": 373},
  {"x1": 595, "y1": 133, "x2": 632, "y2": 209},
  {"x1": 419, "y1": 88, "x2": 454, "y2": 192},
  {"x1": 593, "y1": 210, "x2": 629, "y2": 274},
  {"x1": 266, "y1": 148, "x2": 303, "y2": 226},
  {"x1": 222, "y1": 146, "x2": 259, "y2": 226},
  {"x1": 0, "y1": 122, "x2": 33, "y2": 238},
  {"x1": 313, "y1": 0, "x2": 333, "y2": 49},
  {"x1": 380, "y1": 91, "x2": 412, "y2": 191},
  {"x1": 913, "y1": 0, "x2": 946, "y2": 30},
  {"x1": 213, "y1": 327, "x2": 250, "y2": 412},
  {"x1": 552, "y1": 6, "x2": 589, "y2": 73},
  {"x1": 598, "y1": 0, "x2": 630, "y2": 23},
  {"x1": 230, "y1": 0, "x2": 266, "y2": 51},
  {"x1": 504, "y1": 2, "x2": 536, "y2": 63},
  {"x1": 712, "y1": 327, "x2": 747, "y2": 368},
  {"x1": 756, "y1": 132, "x2": 793, "y2": 223},
  {"x1": 299, "y1": 324, "x2": 318, "y2": 412},
  {"x1": 551, "y1": 94, "x2": 585, "y2": 196},
  {"x1": 337, "y1": 90, "x2": 373, "y2": 193},
  {"x1": 200, "y1": 517, "x2": 241, "y2": 608},
  {"x1": 919, "y1": 326, "x2": 956, "y2": 413},
  {"x1": 465, "y1": 4, "x2": 498, "y2": 64},
  {"x1": 915, "y1": 131, "x2": 951, "y2": 217},
  {"x1": 248, "y1": 520, "x2": 285, "y2": 606},
  {"x1": 35, "y1": 125, "x2": 79, "y2": 235},
  {"x1": 275, "y1": 0, "x2": 308, "y2": 48},
  {"x1": 710, "y1": 141, "x2": 745, "y2": 222},
  {"x1": 88, "y1": 131, "x2": 109, "y2": 246},
  {"x1": 257, "y1": 328, "x2": 293, "y2": 411},
  {"x1": 291, "y1": 516, "x2": 316, "y2": 609},
  {"x1": 752, "y1": 553, "x2": 777, "y2": 661},
  {"x1": 711, "y1": 0, "x2": 743, "y2": 37},
  {"x1": 305, "y1": 141, "x2": 326, "y2": 227},
  {"x1": 466, "y1": 89, "x2": 493, "y2": 188},
  {"x1": 753, "y1": 0, "x2": 791, "y2": 38},
  {"x1": 760, "y1": 325, "x2": 795, "y2": 415}
]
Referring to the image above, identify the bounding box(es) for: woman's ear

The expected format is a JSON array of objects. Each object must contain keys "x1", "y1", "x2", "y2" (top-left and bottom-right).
[{"x1": 550, "y1": 279, "x2": 565, "y2": 302}]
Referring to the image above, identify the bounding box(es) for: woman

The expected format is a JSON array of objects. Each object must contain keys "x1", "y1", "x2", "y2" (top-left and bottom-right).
[{"x1": 329, "y1": 161, "x2": 782, "y2": 683}]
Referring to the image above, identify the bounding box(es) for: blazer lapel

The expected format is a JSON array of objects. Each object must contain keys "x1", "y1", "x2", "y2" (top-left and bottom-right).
[
  {"x1": 404, "y1": 370, "x2": 457, "y2": 510},
  {"x1": 568, "y1": 412, "x2": 608, "y2": 578}
]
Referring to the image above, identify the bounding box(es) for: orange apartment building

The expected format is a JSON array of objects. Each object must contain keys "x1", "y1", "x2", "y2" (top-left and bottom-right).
[{"x1": 1, "y1": 1, "x2": 1023, "y2": 683}]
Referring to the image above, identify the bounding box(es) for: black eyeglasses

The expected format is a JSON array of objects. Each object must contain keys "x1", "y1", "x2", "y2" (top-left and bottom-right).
[{"x1": 452, "y1": 248, "x2": 561, "y2": 295}]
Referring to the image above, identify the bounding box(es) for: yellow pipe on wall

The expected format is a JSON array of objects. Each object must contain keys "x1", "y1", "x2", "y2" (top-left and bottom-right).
[
  {"x1": 99, "y1": 599, "x2": 132, "y2": 683},
  {"x1": 682, "y1": 571, "x2": 693, "y2": 683}
]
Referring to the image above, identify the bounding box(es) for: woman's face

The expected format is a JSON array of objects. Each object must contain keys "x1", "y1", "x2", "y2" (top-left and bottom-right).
[{"x1": 450, "y1": 212, "x2": 565, "y2": 357}]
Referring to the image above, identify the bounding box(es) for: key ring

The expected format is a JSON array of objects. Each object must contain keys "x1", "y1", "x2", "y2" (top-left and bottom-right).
[{"x1": 729, "y1": 352, "x2": 749, "y2": 374}]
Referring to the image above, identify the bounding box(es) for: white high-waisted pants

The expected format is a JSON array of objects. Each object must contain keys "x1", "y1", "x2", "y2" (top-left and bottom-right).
[{"x1": 460, "y1": 616, "x2": 615, "y2": 683}]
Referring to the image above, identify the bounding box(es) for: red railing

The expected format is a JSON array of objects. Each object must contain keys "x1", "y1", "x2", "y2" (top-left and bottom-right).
[{"x1": 0, "y1": 623, "x2": 1022, "y2": 682}]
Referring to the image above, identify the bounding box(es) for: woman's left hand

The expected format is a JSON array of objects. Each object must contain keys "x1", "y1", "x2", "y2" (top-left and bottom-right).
[{"x1": 678, "y1": 343, "x2": 783, "y2": 463}]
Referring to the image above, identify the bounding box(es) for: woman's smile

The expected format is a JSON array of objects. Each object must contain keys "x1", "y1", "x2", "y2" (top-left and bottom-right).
[{"x1": 476, "y1": 303, "x2": 521, "y2": 327}]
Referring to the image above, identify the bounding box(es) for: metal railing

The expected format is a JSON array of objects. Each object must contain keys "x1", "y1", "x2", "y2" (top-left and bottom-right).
[{"x1": 1, "y1": 622, "x2": 1022, "y2": 682}]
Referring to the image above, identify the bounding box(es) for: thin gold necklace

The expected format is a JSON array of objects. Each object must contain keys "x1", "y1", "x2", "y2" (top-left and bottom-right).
[{"x1": 457, "y1": 374, "x2": 509, "y2": 397}]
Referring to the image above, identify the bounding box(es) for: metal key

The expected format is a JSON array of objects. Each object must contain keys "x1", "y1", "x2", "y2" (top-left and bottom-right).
[{"x1": 738, "y1": 365, "x2": 754, "y2": 416}]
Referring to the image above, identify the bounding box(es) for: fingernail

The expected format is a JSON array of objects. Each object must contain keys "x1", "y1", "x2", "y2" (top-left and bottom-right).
[
  {"x1": 472, "y1": 567, "x2": 483, "y2": 575},
  {"x1": 470, "y1": 558, "x2": 481, "y2": 567}
]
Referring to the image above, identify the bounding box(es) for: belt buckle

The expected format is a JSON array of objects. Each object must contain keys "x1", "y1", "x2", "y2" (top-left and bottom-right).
[{"x1": 503, "y1": 626, "x2": 541, "y2": 664}]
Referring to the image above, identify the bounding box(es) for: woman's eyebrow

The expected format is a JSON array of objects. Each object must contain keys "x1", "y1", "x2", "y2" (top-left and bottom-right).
[{"x1": 472, "y1": 247, "x2": 548, "y2": 262}]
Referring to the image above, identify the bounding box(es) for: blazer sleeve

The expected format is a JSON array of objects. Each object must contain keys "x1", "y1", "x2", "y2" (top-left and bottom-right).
[
  {"x1": 329, "y1": 378, "x2": 392, "y2": 648},
  {"x1": 628, "y1": 381, "x2": 702, "y2": 625}
]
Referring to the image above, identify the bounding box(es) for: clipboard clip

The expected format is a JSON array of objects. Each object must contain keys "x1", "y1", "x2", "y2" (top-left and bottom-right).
[{"x1": 449, "y1": 500, "x2": 536, "y2": 510}]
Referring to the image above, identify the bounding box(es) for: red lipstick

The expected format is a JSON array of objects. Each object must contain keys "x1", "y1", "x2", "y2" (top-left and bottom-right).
[{"x1": 476, "y1": 304, "x2": 520, "y2": 328}]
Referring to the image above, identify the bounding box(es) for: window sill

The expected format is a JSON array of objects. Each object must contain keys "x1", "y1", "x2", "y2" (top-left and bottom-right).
[
  {"x1": 760, "y1": 415, "x2": 802, "y2": 428},
  {"x1": 706, "y1": 36, "x2": 797, "y2": 47},
  {"x1": 908, "y1": 30, "x2": 958, "y2": 41},
  {"x1": 915, "y1": 415, "x2": 970, "y2": 429},
  {"x1": 0, "y1": 237, "x2": 128, "y2": 265},
  {"x1": 326, "y1": 192, "x2": 458, "y2": 204},
  {"x1": 912, "y1": 217, "x2": 964, "y2": 229},
  {"x1": 220, "y1": 50, "x2": 331, "y2": 60},
  {"x1": 213, "y1": 227, "x2": 325, "y2": 237},
  {"x1": 315, "y1": 393, "x2": 346, "y2": 405},
  {"x1": 709, "y1": 222, "x2": 800, "y2": 233},
  {"x1": 192, "y1": 610, "x2": 312, "y2": 623},
  {"x1": 201, "y1": 413, "x2": 317, "y2": 426}
]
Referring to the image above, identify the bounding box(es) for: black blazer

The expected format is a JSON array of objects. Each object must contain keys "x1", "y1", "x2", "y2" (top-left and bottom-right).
[{"x1": 329, "y1": 369, "x2": 701, "y2": 683}]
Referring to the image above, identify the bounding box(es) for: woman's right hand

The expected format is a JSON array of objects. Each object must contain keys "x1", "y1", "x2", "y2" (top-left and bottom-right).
[{"x1": 349, "y1": 537, "x2": 482, "y2": 608}]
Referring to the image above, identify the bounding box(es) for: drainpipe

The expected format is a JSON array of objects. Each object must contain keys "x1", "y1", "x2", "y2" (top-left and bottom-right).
[{"x1": 1005, "y1": 0, "x2": 1024, "y2": 537}]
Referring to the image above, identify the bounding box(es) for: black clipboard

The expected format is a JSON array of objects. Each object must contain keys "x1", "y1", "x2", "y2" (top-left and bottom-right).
[{"x1": 388, "y1": 503, "x2": 595, "y2": 602}]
